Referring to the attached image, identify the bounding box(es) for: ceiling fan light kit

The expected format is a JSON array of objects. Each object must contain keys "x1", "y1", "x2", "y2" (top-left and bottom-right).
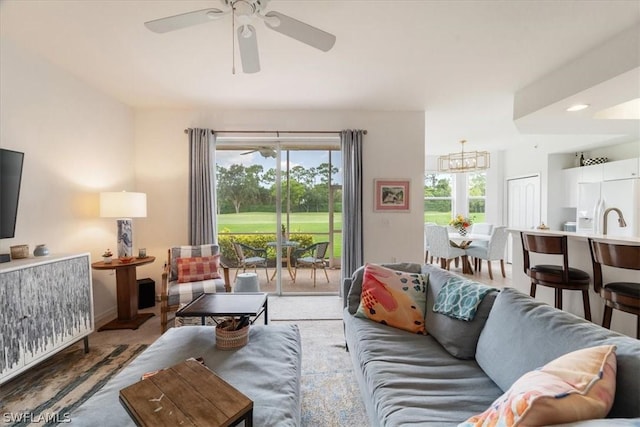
[
  {"x1": 144, "y1": 0, "x2": 336, "y2": 74},
  {"x1": 438, "y1": 140, "x2": 490, "y2": 173}
]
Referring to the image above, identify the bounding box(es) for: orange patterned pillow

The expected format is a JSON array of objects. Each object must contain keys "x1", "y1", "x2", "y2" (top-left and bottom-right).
[
  {"x1": 461, "y1": 345, "x2": 617, "y2": 427},
  {"x1": 355, "y1": 263, "x2": 427, "y2": 334},
  {"x1": 177, "y1": 255, "x2": 221, "y2": 283}
]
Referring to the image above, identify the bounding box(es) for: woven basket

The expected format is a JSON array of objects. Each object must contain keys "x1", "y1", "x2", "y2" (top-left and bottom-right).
[
  {"x1": 215, "y1": 322, "x2": 249, "y2": 350},
  {"x1": 10, "y1": 245, "x2": 29, "y2": 259}
]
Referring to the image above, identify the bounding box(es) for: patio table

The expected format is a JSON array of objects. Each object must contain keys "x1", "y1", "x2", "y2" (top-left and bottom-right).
[{"x1": 267, "y1": 241, "x2": 300, "y2": 281}]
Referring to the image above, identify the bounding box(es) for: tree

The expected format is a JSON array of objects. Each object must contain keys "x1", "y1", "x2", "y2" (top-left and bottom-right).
[{"x1": 217, "y1": 164, "x2": 263, "y2": 213}]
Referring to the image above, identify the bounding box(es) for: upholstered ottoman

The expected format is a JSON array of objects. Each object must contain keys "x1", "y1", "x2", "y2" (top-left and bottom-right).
[{"x1": 68, "y1": 325, "x2": 302, "y2": 426}]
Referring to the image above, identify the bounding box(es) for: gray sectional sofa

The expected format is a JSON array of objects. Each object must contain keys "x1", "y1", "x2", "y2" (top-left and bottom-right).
[
  {"x1": 68, "y1": 324, "x2": 301, "y2": 426},
  {"x1": 343, "y1": 263, "x2": 640, "y2": 426}
]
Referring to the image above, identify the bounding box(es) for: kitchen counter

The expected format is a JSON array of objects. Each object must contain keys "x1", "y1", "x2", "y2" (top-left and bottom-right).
[
  {"x1": 508, "y1": 228, "x2": 640, "y2": 244},
  {"x1": 508, "y1": 228, "x2": 639, "y2": 338}
]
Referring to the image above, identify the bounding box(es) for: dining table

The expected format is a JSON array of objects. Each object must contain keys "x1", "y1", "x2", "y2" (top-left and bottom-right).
[
  {"x1": 266, "y1": 240, "x2": 300, "y2": 280},
  {"x1": 447, "y1": 233, "x2": 491, "y2": 274}
]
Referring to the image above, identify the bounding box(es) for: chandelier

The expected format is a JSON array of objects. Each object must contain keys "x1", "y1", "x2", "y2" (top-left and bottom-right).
[{"x1": 438, "y1": 140, "x2": 490, "y2": 173}]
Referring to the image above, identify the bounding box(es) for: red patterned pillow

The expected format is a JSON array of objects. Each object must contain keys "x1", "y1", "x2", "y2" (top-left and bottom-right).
[{"x1": 177, "y1": 255, "x2": 221, "y2": 283}]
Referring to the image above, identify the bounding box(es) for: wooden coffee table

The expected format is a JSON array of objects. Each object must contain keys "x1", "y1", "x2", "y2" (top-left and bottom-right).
[
  {"x1": 120, "y1": 359, "x2": 253, "y2": 426},
  {"x1": 176, "y1": 293, "x2": 268, "y2": 325}
]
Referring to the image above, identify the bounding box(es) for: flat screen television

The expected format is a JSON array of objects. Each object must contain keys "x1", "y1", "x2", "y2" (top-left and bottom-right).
[{"x1": 1, "y1": 149, "x2": 25, "y2": 239}]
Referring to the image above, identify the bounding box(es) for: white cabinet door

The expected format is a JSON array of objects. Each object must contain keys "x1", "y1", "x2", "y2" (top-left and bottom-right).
[
  {"x1": 561, "y1": 167, "x2": 581, "y2": 208},
  {"x1": 579, "y1": 164, "x2": 603, "y2": 183},
  {"x1": 603, "y1": 158, "x2": 639, "y2": 181}
]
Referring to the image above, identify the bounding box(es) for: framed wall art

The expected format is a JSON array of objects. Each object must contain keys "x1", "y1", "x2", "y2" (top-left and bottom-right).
[{"x1": 374, "y1": 179, "x2": 410, "y2": 212}]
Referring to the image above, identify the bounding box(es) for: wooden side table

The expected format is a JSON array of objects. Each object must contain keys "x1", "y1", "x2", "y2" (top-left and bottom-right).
[{"x1": 92, "y1": 256, "x2": 156, "y2": 331}]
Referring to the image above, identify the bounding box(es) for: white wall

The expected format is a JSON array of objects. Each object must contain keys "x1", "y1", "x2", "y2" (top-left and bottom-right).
[
  {"x1": 0, "y1": 39, "x2": 135, "y2": 323},
  {"x1": 133, "y1": 109, "x2": 426, "y2": 287}
]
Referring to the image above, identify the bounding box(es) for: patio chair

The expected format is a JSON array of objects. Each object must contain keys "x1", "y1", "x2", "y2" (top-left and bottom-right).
[
  {"x1": 293, "y1": 242, "x2": 330, "y2": 287},
  {"x1": 232, "y1": 241, "x2": 270, "y2": 283}
]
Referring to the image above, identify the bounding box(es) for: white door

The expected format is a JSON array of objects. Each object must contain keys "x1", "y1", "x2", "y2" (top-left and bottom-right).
[{"x1": 506, "y1": 174, "x2": 541, "y2": 263}]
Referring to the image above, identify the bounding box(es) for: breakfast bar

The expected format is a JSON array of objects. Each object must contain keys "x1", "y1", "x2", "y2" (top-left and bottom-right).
[{"x1": 508, "y1": 229, "x2": 640, "y2": 338}]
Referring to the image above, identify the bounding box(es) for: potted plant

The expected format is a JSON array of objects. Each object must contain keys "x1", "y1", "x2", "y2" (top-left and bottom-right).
[{"x1": 102, "y1": 249, "x2": 113, "y2": 264}]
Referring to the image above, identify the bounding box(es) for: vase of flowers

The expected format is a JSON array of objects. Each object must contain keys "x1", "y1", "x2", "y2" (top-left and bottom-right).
[{"x1": 450, "y1": 214, "x2": 473, "y2": 236}]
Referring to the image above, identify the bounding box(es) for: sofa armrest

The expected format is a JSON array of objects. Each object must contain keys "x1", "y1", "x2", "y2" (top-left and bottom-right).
[{"x1": 343, "y1": 278, "x2": 352, "y2": 309}]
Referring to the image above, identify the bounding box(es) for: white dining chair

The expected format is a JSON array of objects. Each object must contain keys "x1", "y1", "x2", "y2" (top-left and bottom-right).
[
  {"x1": 424, "y1": 222, "x2": 437, "y2": 263},
  {"x1": 425, "y1": 225, "x2": 467, "y2": 271},
  {"x1": 465, "y1": 226, "x2": 508, "y2": 279}
]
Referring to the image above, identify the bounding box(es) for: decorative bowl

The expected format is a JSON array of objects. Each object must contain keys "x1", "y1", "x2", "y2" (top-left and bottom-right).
[{"x1": 118, "y1": 256, "x2": 135, "y2": 264}]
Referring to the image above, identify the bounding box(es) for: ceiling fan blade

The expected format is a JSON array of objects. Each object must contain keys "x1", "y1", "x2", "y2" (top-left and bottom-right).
[
  {"x1": 264, "y1": 11, "x2": 336, "y2": 52},
  {"x1": 237, "y1": 25, "x2": 260, "y2": 73},
  {"x1": 241, "y1": 150, "x2": 258, "y2": 155},
  {"x1": 144, "y1": 8, "x2": 226, "y2": 33}
]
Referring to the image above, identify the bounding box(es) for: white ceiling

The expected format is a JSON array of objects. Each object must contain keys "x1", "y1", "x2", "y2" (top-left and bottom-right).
[{"x1": 1, "y1": 0, "x2": 639, "y2": 155}]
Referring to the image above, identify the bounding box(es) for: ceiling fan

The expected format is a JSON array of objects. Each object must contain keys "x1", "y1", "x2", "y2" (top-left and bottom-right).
[
  {"x1": 241, "y1": 147, "x2": 277, "y2": 158},
  {"x1": 144, "y1": 0, "x2": 336, "y2": 74}
]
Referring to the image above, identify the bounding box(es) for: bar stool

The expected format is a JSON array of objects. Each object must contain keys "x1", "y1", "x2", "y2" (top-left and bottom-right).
[
  {"x1": 520, "y1": 232, "x2": 591, "y2": 320},
  {"x1": 588, "y1": 238, "x2": 640, "y2": 339}
]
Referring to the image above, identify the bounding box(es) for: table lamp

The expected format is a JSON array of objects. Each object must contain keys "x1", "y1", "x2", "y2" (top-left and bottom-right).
[{"x1": 100, "y1": 191, "x2": 147, "y2": 258}]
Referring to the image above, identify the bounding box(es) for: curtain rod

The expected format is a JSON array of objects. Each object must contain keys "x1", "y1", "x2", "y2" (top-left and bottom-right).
[{"x1": 183, "y1": 129, "x2": 367, "y2": 135}]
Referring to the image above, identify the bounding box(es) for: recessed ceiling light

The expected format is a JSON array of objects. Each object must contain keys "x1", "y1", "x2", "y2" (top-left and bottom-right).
[{"x1": 566, "y1": 104, "x2": 590, "y2": 112}]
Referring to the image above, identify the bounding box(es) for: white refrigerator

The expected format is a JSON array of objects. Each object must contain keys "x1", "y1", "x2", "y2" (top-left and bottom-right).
[{"x1": 576, "y1": 178, "x2": 639, "y2": 237}]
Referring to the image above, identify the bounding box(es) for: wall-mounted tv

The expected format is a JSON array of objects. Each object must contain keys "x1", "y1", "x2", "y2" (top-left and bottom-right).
[{"x1": 1, "y1": 149, "x2": 25, "y2": 239}]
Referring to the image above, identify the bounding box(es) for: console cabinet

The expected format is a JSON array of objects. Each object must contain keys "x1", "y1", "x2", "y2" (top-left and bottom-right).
[{"x1": 0, "y1": 253, "x2": 94, "y2": 384}]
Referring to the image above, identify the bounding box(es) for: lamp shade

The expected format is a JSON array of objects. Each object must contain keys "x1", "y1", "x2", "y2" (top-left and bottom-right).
[{"x1": 99, "y1": 192, "x2": 147, "y2": 218}]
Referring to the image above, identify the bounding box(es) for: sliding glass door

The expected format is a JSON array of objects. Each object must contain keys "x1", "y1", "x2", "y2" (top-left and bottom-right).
[{"x1": 216, "y1": 137, "x2": 341, "y2": 295}]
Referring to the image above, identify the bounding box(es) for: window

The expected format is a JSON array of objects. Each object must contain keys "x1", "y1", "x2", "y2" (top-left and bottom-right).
[
  {"x1": 424, "y1": 173, "x2": 454, "y2": 225},
  {"x1": 467, "y1": 172, "x2": 486, "y2": 223}
]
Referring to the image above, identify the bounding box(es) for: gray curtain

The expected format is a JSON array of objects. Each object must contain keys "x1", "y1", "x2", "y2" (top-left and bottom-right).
[
  {"x1": 188, "y1": 128, "x2": 217, "y2": 245},
  {"x1": 341, "y1": 129, "x2": 364, "y2": 283}
]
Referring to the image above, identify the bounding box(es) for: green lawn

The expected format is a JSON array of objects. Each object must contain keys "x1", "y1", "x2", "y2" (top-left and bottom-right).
[{"x1": 218, "y1": 212, "x2": 342, "y2": 256}]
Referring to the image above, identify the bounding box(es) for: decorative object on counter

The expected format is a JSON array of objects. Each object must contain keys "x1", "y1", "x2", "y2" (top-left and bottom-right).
[
  {"x1": 536, "y1": 223, "x2": 550, "y2": 230},
  {"x1": 450, "y1": 214, "x2": 473, "y2": 236},
  {"x1": 10, "y1": 244, "x2": 29, "y2": 259},
  {"x1": 33, "y1": 244, "x2": 49, "y2": 257},
  {"x1": 583, "y1": 157, "x2": 608, "y2": 166},
  {"x1": 138, "y1": 248, "x2": 146, "y2": 258},
  {"x1": 579, "y1": 152, "x2": 585, "y2": 166},
  {"x1": 102, "y1": 249, "x2": 113, "y2": 264}
]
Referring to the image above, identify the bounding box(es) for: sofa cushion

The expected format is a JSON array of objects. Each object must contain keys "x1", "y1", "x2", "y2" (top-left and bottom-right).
[
  {"x1": 344, "y1": 310, "x2": 503, "y2": 426},
  {"x1": 462, "y1": 345, "x2": 617, "y2": 426},
  {"x1": 177, "y1": 255, "x2": 221, "y2": 283},
  {"x1": 167, "y1": 278, "x2": 226, "y2": 306},
  {"x1": 347, "y1": 262, "x2": 422, "y2": 314},
  {"x1": 476, "y1": 287, "x2": 640, "y2": 418},
  {"x1": 423, "y1": 265, "x2": 498, "y2": 360},
  {"x1": 355, "y1": 263, "x2": 427, "y2": 334}
]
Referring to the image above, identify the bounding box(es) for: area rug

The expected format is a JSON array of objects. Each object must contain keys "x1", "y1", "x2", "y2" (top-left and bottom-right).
[
  {"x1": 0, "y1": 343, "x2": 147, "y2": 427},
  {"x1": 275, "y1": 319, "x2": 368, "y2": 426},
  {"x1": 269, "y1": 295, "x2": 344, "y2": 320}
]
